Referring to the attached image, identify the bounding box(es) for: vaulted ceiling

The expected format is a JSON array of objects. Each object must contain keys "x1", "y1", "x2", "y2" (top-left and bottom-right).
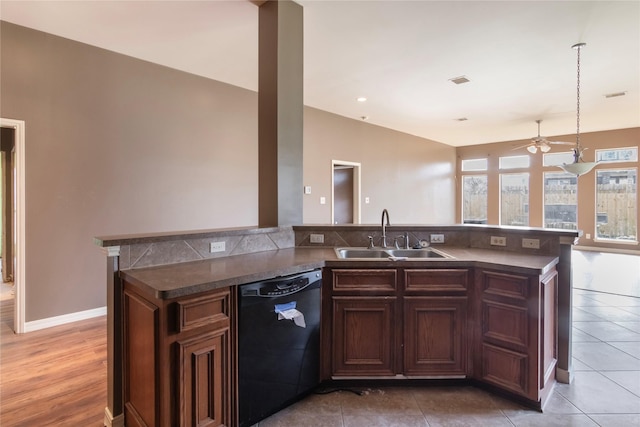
[{"x1": 1, "y1": 0, "x2": 638, "y2": 146}]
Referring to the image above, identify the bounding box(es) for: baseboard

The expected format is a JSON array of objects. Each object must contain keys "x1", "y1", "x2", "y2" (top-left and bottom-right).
[
  {"x1": 24, "y1": 306, "x2": 107, "y2": 332},
  {"x1": 104, "y1": 407, "x2": 124, "y2": 427},
  {"x1": 556, "y1": 367, "x2": 573, "y2": 384},
  {"x1": 574, "y1": 245, "x2": 640, "y2": 256}
]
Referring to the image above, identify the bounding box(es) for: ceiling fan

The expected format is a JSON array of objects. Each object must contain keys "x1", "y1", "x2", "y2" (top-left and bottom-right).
[{"x1": 514, "y1": 120, "x2": 574, "y2": 153}]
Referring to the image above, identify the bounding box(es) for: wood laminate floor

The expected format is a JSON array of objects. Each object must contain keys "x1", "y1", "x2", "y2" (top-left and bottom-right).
[{"x1": 0, "y1": 299, "x2": 106, "y2": 426}]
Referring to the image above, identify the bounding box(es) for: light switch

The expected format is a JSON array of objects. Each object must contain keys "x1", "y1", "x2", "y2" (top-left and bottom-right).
[
  {"x1": 304, "y1": 186, "x2": 311, "y2": 194},
  {"x1": 320, "y1": 197, "x2": 326, "y2": 205}
]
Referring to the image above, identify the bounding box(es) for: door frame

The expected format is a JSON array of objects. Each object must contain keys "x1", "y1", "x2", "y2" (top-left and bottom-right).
[
  {"x1": 1, "y1": 118, "x2": 25, "y2": 334},
  {"x1": 331, "y1": 160, "x2": 361, "y2": 224}
]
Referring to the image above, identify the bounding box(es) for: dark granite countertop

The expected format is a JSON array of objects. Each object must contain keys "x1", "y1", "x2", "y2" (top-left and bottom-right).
[{"x1": 120, "y1": 246, "x2": 558, "y2": 300}]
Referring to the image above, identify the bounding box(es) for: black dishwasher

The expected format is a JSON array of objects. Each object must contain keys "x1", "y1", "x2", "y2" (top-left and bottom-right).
[{"x1": 237, "y1": 269, "x2": 322, "y2": 427}]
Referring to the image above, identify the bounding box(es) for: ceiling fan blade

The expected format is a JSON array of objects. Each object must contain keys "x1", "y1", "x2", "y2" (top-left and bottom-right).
[
  {"x1": 512, "y1": 143, "x2": 533, "y2": 151},
  {"x1": 547, "y1": 140, "x2": 575, "y2": 146}
]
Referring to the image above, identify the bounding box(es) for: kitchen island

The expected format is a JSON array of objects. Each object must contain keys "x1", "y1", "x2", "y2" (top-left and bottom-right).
[{"x1": 96, "y1": 224, "x2": 578, "y2": 427}]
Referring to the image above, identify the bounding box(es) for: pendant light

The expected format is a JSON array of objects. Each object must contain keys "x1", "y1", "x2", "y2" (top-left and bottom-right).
[{"x1": 558, "y1": 43, "x2": 598, "y2": 176}]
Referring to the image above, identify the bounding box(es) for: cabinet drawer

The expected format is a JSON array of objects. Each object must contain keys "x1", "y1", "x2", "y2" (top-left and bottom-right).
[
  {"x1": 481, "y1": 343, "x2": 529, "y2": 397},
  {"x1": 175, "y1": 289, "x2": 230, "y2": 333},
  {"x1": 481, "y1": 270, "x2": 529, "y2": 302},
  {"x1": 482, "y1": 300, "x2": 528, "y2": 351},
  {"x1": 332, "y1": 269, "x2": 396, "y2": 293},
  {"x1": 404, "y1": 269, "x2": 468, "y2": 294}
]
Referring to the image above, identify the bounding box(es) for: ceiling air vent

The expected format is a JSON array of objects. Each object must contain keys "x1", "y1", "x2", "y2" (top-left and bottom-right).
[
  {"x1": 449, "y1": 76, "x2": 470, "y2": 85},
  {"x1": 455, "y1": 117, "x2": 468, "y2": 121},
  {"x1": 604, "y1": 91, "x2": 627, "y2": 98}
]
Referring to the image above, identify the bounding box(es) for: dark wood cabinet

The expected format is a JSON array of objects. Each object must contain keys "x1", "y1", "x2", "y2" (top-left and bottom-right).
[
  {"x1": 327, "y1": 269, "x2": 397, "y2": 377},
  {"x1": 176, "y1": 328, "x2": 229, "y2": 427},
  {"x1": 123, "y1": 282, "x2": 233, "y2": 427},
  {"x1": 325, "y1": 267, "x2": 469, "y2": 379},
  {"x1": 324, "y1": 265, "x2": 557, "y2": 409},
  {"x1": 403, "y1": 269, "x2": 469, "y2": 377},
  {"x1": 332, "y1": 297, "x2": 396, "y2": 376},
  {"x1": 474, "y1": 268, "x2": 558, "y2": 405},
  {"x1": 123, "y1": 290, "x2": 159, "y2": 427},
  {"x1": 403, "y1": 296, "x2": 467, "y2": 376}
]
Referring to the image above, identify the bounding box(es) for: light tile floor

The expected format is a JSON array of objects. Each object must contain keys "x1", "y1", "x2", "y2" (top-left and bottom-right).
[
  {"x1": 256, "y1": 284, "x2": 640, "y2": 426},
  {"x1": 572, "y1": 249, "x2": 640, "y2": 298}
]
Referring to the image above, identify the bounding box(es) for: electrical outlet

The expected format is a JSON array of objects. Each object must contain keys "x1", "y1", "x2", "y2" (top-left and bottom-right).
[
  {"x1": 586, "y1": 233, "x2": 591, "y2": 239},
  {"x1": 310, "y1": 233, "x2": 324, "y2": 244},
  {"x1": 210, "y1": 241, "x2": 226, "y2": 253},
  {"x1": 522, "y1": 238, "x2": 540, "y2": 249},
  {"x1": 430, "y1": 234, "x2": 445, "y2": 243},
  {"x1": 490, "y1": 236, "x2": 507, "y2": 246}
]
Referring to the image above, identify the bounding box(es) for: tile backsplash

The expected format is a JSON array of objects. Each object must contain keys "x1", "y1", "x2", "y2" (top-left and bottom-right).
[{"x1": 113, "y1": 226, "x2": 295, "y2": 270}]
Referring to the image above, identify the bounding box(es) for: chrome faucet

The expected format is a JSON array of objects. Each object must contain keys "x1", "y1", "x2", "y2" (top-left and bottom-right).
[{"x1": 381, "y1": 209, "x2": 391, "y2": 248}]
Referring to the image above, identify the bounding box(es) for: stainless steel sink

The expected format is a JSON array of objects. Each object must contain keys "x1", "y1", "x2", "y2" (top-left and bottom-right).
[
  {"x1": 335, "y1": 247, "x2": 452, "y2": 260},
  {"x1": 335, "y1": 248, "x2": 390, "y2": 259},
  {"x1": 385, "y1": 248, "x2": 449, "y2": 258}
]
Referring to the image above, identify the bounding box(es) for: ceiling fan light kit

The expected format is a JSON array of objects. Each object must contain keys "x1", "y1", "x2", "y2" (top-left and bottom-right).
[
  {"x1": 516, "y1": 119, "x2": 573, "y2": 153},
  {"x1": 558, "y1": 42, "x2": 598, "y2": 176}
]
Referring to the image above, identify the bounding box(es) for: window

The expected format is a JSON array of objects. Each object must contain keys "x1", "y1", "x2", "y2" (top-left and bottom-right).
[
  {"x1": 543, "y1": 151, "x2": 576, "y2": 167},
  {"x1": 543, "y1": 172, "x2": 577, "y2": 230},
  {"x1": 500, "y1": 173, "x2": 529, "y2": 226},
  {"x1": 499, "y1": 155, "x2": 529, "y2": 169},
  {"x1": 462, "y1": 175, "x2": 487, "y2": 224},
  {"x1": 595, "y1": 169, "x2": 637, "y2": 241},
  {"x1": 595, "y1": 147, "x2": 638, "y2": 163},
  {"x1": 461, "y1": 158, "x2": 488, "y2": 172}
]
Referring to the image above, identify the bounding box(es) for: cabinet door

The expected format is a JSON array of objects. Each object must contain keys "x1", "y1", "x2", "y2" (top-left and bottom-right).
[
  {"x1": 404, "y1": 297, "x2": 467, "y2": 376},
  {"x1": 332, "y1": 297, "x2": 396, "y2": 376},
  {"x1": 177, "y1": 328, "x2": 230, "y2": 427},
  {"x1": 478, "y1": 270, "x2": 538, "y2": 400}
]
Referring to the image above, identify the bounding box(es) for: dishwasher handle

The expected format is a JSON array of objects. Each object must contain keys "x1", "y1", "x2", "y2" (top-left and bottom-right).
[{"x1": 239, "y1": 270, "x2": 321, "y2": 298}]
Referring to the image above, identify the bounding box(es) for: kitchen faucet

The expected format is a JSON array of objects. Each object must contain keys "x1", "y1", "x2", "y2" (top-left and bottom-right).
[{"x1": 381, "y1": 209, "x2": 390, "y2": 248}]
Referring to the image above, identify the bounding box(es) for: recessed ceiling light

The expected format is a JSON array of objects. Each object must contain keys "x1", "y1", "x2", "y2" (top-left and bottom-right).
[
  {"x1": 357, "y1": 97, "x2": 367, "y2": 102},
  {"x1": 604, "y1": 91, "x2": 627, "y2": 98},
  {"x1": 449, "y1": 76, "x2": 470, "y2": 85}
]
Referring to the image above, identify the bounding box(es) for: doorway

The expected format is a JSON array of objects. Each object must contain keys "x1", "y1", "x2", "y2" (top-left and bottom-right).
[
  {"x1": 0, "y1": 118, "x2": 25, "y2": 333},
  {"x1": 1, "y1": 128, "x2": 15, "y2": 284},
  {"x1": 332, "y1": 160, "x2": 361, "y2": 224}
]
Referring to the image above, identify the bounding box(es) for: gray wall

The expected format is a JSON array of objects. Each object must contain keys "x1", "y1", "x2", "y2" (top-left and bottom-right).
[
  {"x1": 0, "y1": 21, "x2": 456, "y2": 322},
  {"x1": 304, "y1": 107, "x2": 456, "y2": 225}
]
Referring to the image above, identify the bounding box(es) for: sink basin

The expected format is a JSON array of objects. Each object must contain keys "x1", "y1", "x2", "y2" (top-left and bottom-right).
[
  {"x1": 335, "y1": 248, "x2": 390, "y2": 259},
  {"x1": 385, "y1": 249, "x2": 448, "y2": 258},
  {"x1": 335, "y1": 247, "x2": 452, "y2": 260}
]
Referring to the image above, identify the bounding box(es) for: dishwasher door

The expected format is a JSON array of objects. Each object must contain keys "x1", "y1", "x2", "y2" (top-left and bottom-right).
[{"x1": 237, "y1": 269, "x2": 322, "y2": 427}]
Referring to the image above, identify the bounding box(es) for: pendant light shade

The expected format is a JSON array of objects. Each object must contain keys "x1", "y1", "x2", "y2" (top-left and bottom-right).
[
  {"x1": 558, "y1": 43, "x2": 597, "y2": 176},
  {"x1": 559, "y1": 159, "x2": 597, "y2": 176}
]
